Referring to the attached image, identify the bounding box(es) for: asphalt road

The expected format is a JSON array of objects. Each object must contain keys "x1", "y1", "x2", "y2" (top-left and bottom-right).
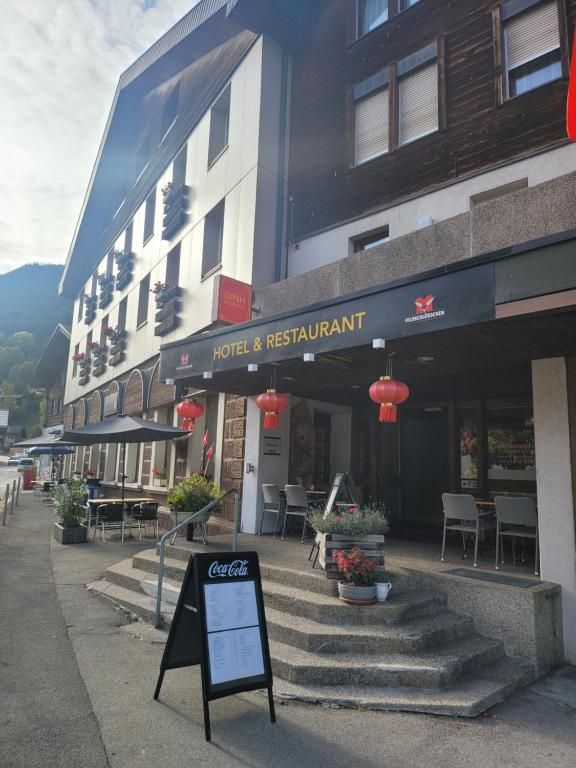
[{"x1": 1, "y1": 491, "x2": 576, "y2": 768}]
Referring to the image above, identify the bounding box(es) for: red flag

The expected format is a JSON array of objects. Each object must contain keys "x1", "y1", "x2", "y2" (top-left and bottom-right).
[
  {"x1": 206, "y1": 442, "x2": 215, "y2": 461},
  {"x1": 567, "y1": 31, "x2": 576, "y2": 139},
  {"x1": 201, "y1": 430, "x2": 209, "y2": 447}
]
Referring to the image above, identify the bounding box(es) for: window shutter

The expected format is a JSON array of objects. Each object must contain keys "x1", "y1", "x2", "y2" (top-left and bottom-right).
[
  {"x1": 399, "y1": 62, "x2": 438, "y2": 146},
  {"x1": 355, "y1": 87, "x2": 389, "y2": 165},
  {"x1": 505, "y1": 2, "x2": 560, "y2": 71}
]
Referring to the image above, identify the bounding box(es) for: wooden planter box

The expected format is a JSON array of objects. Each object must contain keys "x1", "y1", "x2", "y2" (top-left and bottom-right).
[
  {"x1": 53, "y1": 523, "x2": 88, "y2": 545},
  {"x1": 317, "y1": 532, "x2": 385, "y2": 579}
]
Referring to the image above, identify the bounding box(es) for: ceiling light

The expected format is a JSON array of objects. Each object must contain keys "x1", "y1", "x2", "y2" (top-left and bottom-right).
[{"x1": 417, "y1": 356, "x2": 435, "y2": 364}]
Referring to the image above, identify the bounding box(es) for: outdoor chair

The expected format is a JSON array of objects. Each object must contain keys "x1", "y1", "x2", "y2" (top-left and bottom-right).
[
  {"x1": 130, "y1": 502, "x2": 159, "y2": 541},
  {"x1": 494, "y1": 496, "x2": 539, "y2": 576},
  {"x1": 259, "y1": 484, "x2": 283, "y2": 537},
  {"x1": 41, "y1": 481, "x2": 53, "y2": 503},
  {"x1": 93, "y1": 503, "x2": 126, "y2": 542},
  {"x1": 440, "y1": 493, "x2": 496, "y2": 568},
  {"x1": 283, "y1": 484, "x2": 313, "y2": 543}
]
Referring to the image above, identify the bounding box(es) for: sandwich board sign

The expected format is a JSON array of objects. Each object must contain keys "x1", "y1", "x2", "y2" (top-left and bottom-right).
[{"x1": 154, "y1": 551, "x2": 276, "y2": 742}]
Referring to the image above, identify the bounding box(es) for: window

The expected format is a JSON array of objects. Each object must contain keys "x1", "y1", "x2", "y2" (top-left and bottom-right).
[
  {"x1": 166, "y1": 244, "x2": 181, "y2": 287},
  {"x1": 161, "y1": 83, "x2": 179, "y2": 141},
  {"x1": 202, "y1": 200, "x2": 225, "y2": 277},
  {"x1": 173, "y1": 146, "x2": 187, "y2": 189},
  {"x1": 117, "y1": 297, "x2": 127, "y2": 332},
  {"x1": 100, "y1": 316, "x2": 109, "y2": 345},
  {"x1": 105, "y1": 250, "x2": 114, "y2": 277},
  {"x1": 85, "y1": 331, "x2": 92, "y2": 354},
  {"x1": 91, "y1": 273, "x2": 98, "y2": 296},
  {"x1": 134, "y1": 135, "x2": 150, "y2": 184},
  {"x1": 352, "y1": 226, "x2": 390, "y2": 253},
  {"x1": 503, "y1": 0, "x2": 561, "y2": 98},
  {"x1": 398, "y1": 44, "x2": 439, "y2": 146},
  {"x1": 137, "y1": 275, "x2": 150, "y2": 328},
  {"x1": 72, "y1": 343, "x2": 79, "y2": 377},
  {"x1": 354, "y1": 75, "x2": 389, "y2": 164},
  {"x1": 124, "y1": 221, "x2": 133, "y2": 253},
  {"x1": 399, "y1": 0, "x2": 422, "y2": 11},
  {"x1": 208, "y1": 86, "x2": 230, "y2": 167},
  {"x1": 77, "y1": 294, "x2": 83, "y2": 321},
  {"x1": 143, "y1": 188, "x2": 156, "y2": 243},
  {"x1": 358, "y1": 0, "x2": 388, "y2": 36}
]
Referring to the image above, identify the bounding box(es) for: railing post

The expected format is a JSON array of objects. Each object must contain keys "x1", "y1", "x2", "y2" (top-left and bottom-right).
[
  {"x1": 9, "y1": 480, "x2": 16, "y2": 515},
  {"x1": 155, "y1": 543, "x2": 165, "y2": 629},
  {"x1": 15, "y1": 476, "x2": 21, "y2": 507},
  {"x1": 232, "y1": 491, "x2": 239, "y2": 551},
  {"x1": 1, "y1": 484, "x2": 8, "y2": 526}
]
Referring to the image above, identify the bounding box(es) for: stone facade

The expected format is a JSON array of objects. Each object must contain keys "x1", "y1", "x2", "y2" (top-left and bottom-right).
[{"x1": 220, "y1": 394, "x2": 247, "y2": 520}]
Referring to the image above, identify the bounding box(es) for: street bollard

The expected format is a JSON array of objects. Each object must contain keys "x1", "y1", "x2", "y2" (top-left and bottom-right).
[
  {"x1": 15, "y1": 476, "x2": 21, "y2": 507},
  {"x1": 10, "y1": 479, "x2": 16, "y2": 515},
  {"x1": 2, "y1": 484, "x2": 9, "y2": 526}
]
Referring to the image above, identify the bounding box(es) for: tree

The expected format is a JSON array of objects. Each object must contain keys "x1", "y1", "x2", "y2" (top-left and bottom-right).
[
  {"x1": 0, "y1": 347, "x2": 25, "y2": 381},
  {"x1": 9, "y1": 360, "x2": 36, "y2": 392}
]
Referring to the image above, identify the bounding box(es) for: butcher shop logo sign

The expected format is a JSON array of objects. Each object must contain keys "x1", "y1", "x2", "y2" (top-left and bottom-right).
[
  {"x1": 208, "y1": 559, "x2": 249, "y2": 578},
  {"x1": 405, "y1": 295, "x2": 445, "y2": 324}
]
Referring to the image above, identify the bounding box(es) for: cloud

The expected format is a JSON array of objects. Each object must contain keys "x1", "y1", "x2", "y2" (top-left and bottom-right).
[{"x1": 0, "y1": 0, "x2": 197, "y2": 274}]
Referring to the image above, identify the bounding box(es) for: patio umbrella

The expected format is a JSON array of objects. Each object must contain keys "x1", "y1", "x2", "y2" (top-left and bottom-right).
[
  {"x1": 27, "y1": 444, "x2": 75, "y2": 481},
  {"x1": 61, "y1": 414, "x2": 189, "y2": 506}
]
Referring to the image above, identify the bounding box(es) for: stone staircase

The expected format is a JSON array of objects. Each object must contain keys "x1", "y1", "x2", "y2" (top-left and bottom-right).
[{"x1": 88, "y1": 543, "x2": 534, "y2": 717}]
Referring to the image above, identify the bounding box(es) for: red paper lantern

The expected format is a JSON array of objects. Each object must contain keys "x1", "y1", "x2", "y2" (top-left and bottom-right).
[
  {"x1": 369, "y1": 376, "x2": 410, "y2": 423},
  {"x1": 256, "y1": 389, "x2": 289, "y2": 429},
  {"x1": 176, "y1": 399, "x2": 204, "y2": 432}
]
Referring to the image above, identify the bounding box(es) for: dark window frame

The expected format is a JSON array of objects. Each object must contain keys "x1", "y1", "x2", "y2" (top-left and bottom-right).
[
  {"x1": 137, "y1": 275, "x2": 150, "y2": 329},
  {"x1": 201, "y1": 200, "x2": 225, "y2": 278},
  {"x1": 117, "y1": 297, "x2": 128, "y2": 333},
  {"x1": 161, "y1": 83, "x2": 180, "y2": 143},
  {"x1": 492, "y1": 0, "x2": 569, "y2": 106},
  {"x1": 166, "y1": 244, "x2": 181, "y2": 287},
  {"x1": 143, "y1": 188, "x2": 156, "y2": 244},
  {"x1": 134, "y1": 134, "x2": 151, "y2": 186},
  {"x1": 348, "y1": 38, "x2": 445, "y2": 168},
  {"x1": 354, "y1": 0, "x2": 425, "y2": 42},
  {"x1": 351, "y1": 226, "x2": 390, "y2": 253},
  {"x1": 208, "y1": 85, "x2": 231, "y2": 168}
]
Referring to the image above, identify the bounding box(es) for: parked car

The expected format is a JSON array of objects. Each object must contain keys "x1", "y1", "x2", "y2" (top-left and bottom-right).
[
  {"x1": 16, "y1": 458, "x2": 36, "y2": 470},
  {"x1": 7, "y1": 455, "x2": 27, "y2": 466}
]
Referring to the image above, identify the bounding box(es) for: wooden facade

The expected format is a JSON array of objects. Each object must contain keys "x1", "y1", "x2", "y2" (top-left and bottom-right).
[{"x1": 288, "y1": 0, "x2": 575, "y2": 239}]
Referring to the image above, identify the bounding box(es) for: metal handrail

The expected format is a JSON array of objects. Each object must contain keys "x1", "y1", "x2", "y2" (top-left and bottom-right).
[{"x1": 155, "y1": 488, "x2": 240, "y2": 628}]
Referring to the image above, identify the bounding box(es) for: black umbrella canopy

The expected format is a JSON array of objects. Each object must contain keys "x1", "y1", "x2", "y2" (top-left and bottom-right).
[
  {"x1": 61, "y1": 414, "x2": 188, "y2": 445},
  {"x1": 13, "y1": 435, "x2": 77, "y2": 448}
]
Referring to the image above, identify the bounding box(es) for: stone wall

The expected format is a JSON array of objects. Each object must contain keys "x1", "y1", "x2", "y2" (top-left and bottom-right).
[{"x1": 220, "y1": 394, "x2": 247, "y2": 521}]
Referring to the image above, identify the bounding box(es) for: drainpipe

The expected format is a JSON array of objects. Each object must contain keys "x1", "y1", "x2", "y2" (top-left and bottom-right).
[{"x1": 274, "y1": 49, "x2": 291, "y2": 283}]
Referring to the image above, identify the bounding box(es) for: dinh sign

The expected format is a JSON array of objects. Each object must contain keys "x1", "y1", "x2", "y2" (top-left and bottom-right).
[{"x1": 154, "y1": 551, "x2": 275, "y2": 742}]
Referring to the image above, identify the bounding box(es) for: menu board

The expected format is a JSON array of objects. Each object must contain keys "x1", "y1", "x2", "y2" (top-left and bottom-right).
[
  {"x1": 154, "y1": 551, "x2": 275, "y2": 743},
  {"x1": 204, "y1": 581, "x2": 265, "y2": 685}
]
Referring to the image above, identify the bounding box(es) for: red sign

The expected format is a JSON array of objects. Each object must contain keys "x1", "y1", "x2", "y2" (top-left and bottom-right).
[
  {"x1": 568, "y1": 31, "x2": 576, "y2": 139},
  {"x1": 415, "y1": 295, "x2": 434, "y2": 314},
  {"x1": 212, "y1": 275, "x2": 252, "y2": 325}
]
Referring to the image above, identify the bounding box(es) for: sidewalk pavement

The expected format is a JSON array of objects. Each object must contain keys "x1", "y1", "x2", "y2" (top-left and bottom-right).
[{"x1": 2, "y1": 492, "x2": 576, "y2": 768}]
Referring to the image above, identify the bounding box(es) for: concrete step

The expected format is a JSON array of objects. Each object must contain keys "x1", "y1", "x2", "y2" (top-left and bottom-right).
[
  {"x1": 268, "y1": 634, "x2": 504, "y2": 689},
  {"x1": 106, "y1": 559, "x2": 182, "y2": 605},
  {"x1": 87, "y1": 579, "x2": 175, "y2": 625},
  {"x1": 272, "y1": 657, "x2": 534, "y2": 717},
  {"x1": 262, "y1": 580, "x2": 446, "y2": 626},
  {"x1": 264, "y1": 606, "x2": 474, "y2": 655}
]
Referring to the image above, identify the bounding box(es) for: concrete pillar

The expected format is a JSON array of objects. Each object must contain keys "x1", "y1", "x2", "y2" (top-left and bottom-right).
[{"x1": 532, "y1": 357, "x2": 576, "y2": 662}]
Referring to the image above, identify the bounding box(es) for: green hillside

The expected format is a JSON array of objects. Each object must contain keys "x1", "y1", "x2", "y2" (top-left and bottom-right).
[{"x1": 0, "y1": 264, "x2": 72, "y2": 436}]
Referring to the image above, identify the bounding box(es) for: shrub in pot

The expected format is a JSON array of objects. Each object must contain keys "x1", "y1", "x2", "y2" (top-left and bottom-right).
[
  {"x1": 334, "y1": 546, "x2": 377, "y2": 605},
  {"x1": 167, "y1": 474, "x2": 221, "y2": 541},
  {"x1": 53, "y1": 479, "x2": 88, "y2": 545}
]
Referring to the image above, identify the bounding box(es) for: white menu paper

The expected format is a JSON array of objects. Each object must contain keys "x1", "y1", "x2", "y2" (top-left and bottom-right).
[{"x1": 203, "y1": 580, "x2": 265, "y2": 686}]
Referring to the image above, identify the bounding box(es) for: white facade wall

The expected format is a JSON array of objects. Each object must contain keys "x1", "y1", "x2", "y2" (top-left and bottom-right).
[
  {"x1": 288, "y1": 143, "x2": 576, "y2": 277},
  {"x1": 65, "y1": 35, "x2": 285, "y2": 406}
]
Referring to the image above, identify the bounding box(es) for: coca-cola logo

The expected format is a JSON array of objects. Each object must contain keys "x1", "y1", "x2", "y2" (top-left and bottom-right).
[{"x1": 208, "y1": 559, "x2": 249, "y2": 579}]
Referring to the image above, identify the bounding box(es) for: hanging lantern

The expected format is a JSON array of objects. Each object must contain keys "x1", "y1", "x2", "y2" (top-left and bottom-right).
[
  {"x1": 176, "y1": 399, "x2": 204, "y2": 432},
  {"x1": 369, "y1": 376, "x2": 409, "y2": 423},
  {"x1": 256, "y1": 389, "x2": 289, "y2": 429}
]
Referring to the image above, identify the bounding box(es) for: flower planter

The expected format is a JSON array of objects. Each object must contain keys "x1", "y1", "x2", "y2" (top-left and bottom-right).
[
  {"x1": 337, "y1": 582, "x2": 376, "y2": 605},
  {"x1": 53, "y1": 523, "x2": 88, "y2": 545},
  {"x1": 317, "y1": 532, "x2": 385, "y2": 579},
  {"x1": 153, "y1": 478, "x2": 168, "y2": 487}
]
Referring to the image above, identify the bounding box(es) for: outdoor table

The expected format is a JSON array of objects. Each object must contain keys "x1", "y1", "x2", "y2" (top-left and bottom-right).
[{"x1": 87, "y1": 497, "x2": 156, "y2": 530}]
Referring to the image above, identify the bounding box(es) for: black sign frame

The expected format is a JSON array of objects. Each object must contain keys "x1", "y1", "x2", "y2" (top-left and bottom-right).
[{"x1": 154, "y1": 551, "x2": 275, "y2": 742}]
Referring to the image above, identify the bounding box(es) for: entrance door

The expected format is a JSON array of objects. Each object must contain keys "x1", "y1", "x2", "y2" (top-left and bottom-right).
[{"x1": 400, "y1": 407, "x2": 450, "y2": 533}]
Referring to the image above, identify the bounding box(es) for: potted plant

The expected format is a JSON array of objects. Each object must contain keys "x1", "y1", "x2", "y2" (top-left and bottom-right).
[
  {"x1": 167, "y1": 474, "x2": 222, "y2": 541},
  {"x1": 334, "y1": 546, "x2": 377, "y2": 605},
  {"x1": 374, "y1": 572, "x2": 392, "y2": 602},
  {"x1": 152, "y1": 466, "x2": 169, "y2": 487},
  {"x1": 52, "y1": 479, "x2": 88, "y2": 545},
  {"x1": 308, "y1": 502, "x2": 389, "y2": 580}
]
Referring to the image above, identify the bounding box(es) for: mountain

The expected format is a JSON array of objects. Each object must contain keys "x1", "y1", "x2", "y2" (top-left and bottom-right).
[{"x1": 0, "y1": 264, "x2": 72, "y2": 346}]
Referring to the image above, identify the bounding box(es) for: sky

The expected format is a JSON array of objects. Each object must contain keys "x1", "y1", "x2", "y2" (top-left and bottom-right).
[{"x1": 0, "y1": 0, "x2": 197, "y2": 275}]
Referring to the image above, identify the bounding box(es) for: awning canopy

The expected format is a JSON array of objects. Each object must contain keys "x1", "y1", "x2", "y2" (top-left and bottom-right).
[{"x1": 13, "y1": 435, "x2": 77, "y2": 449}]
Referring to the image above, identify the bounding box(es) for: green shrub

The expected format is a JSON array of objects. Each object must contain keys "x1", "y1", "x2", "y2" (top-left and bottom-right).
[
  {"x1": 167, "y1": 474, "x2": 222, "y2": 513},
  {"x1": 52, "y1": 479, "x2": 87, "y2": 528},
  {"x1": 308, "y1": 502, "x2": 389, "y2": 537}
]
